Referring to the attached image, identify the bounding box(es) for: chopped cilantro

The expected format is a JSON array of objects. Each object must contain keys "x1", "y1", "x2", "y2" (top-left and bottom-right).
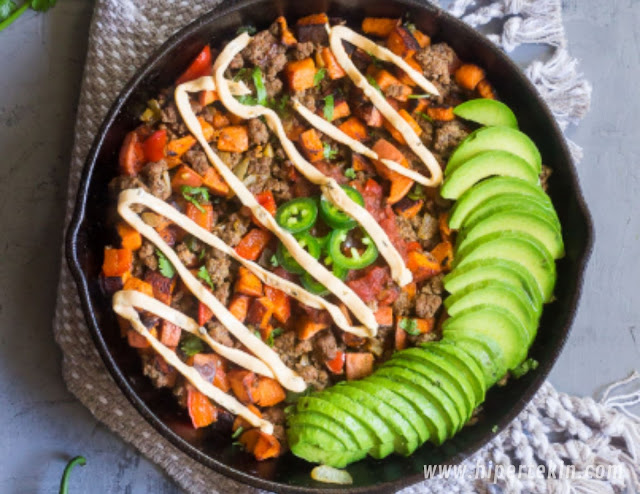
[
  {"x1": 236, "y1": 94, "x2": 258, "y2": 106},
  {"x1": 323, "y1": 142, "x2": 337, "y2": 160},
  {"x1": 197, "y1": 266, "x2": 214, "y2": 290},
  {"x1": 180, "y1": 334, "x2": 204, "y2": 357},
  {"x1": 156, "y1": 249, "x2": 175, "y2": 278},
  {"x1": 511, "y1": 358, "x2": 539, "y2": 378},
  {"x1": 313, "y1": 68, "x2": 327, "y2": 87},
  {"x1": 408, "y1": 183, "x2": 425, "y2": 200},
  {"x1": 416, "y1": 111, "x2": 434, "y2": 123},
  {"x1": 491, "y1": 425, "x2": 499, "y2": 433},
  {"x1": 366, "y1": 75, "x2": 383, "y2": 95},
  {"x1": 367, "y1": 52, "x2": 384, "y2": 68},
  {"x1": 266, "y1": 327, "x2": 284, "y2": 347},
  {"x1": 236, "y1": 25, "x2": 256, "y2": 35},
  {"x1": 344, "y1": 168, "x2": 357, "y2": 179},
  {"x1": 251, "y1": 67, "x2": 267, "y2": 106},
  {"x1": 408, "y1": 94, "x2": 432, "y2": 99},
  {"x1": 323, "y1": 94, "x2": 334, "y2": 121},
  {"x1": 270, "y1": 254, "x2": 279, "y2": 267},
  {"x1": 399, "y1": 318, "x2": 421, "y2": 335},
  {"x1": 181, "y1": 185, "x2": 210, "y2": 213},
  {"x1": 254, "y1": 329, "x2": 262, "y2": 340},
  {"x1": 231, "y1": 427, "x2": 244, "y2": 439},
  {"x1": 232, "y1": 67, "x2": 249, "y2": 82}
]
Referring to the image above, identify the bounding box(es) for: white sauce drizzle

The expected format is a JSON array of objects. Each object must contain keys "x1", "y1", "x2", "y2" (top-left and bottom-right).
[
  {"x1": 213, "y1": 32, "x2": 412, "y2": 288},
  {"x1": 112, "y1": 291, "x2": 272, "y2": 433},
  {"x1": 292, "y1": 99, "x2": 440, "y2": 187},
  {"x1": 328, "y1": 25, "x2": 443, "y2": 187},
  {"x1": 118, "y1": 189, "x2": 307, "y2": 392},
  {"x1": 176, "y1": 73, "x2": 380, "y2": 332}
]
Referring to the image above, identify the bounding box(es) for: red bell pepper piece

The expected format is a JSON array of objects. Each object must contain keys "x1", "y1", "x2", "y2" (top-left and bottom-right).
[
  {"x1": 198, "y1": 302, "x2": 214, "y2": 326},
  {"x1": 325, "y1": 351, "x2": 345, "y2": 374},
  {"x1": 176, "y1": 46, "x2": 213, "y2": 85},
  {"x1": 142, "y1": 129, "x2": 167, "y2": 163},
  {"x1": 252, "y1": 191, "x2": 277, "y2": 227},
  {"x1": 235, "y1": 229, "x2": 272, "y2": 261}
]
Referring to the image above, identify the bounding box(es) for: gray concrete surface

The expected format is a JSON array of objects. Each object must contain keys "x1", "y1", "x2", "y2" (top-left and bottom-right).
[{"x1": 0, "y1": 1, "x2": 638, "y2": 492}]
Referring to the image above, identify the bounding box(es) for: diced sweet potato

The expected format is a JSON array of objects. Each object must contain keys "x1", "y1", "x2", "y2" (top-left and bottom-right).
[
  {"x1": 264, "y1": 285, "x2": 291, "y2": 324},
  {"x1": 198, "y1": 302, "x2": 214, "y2": 326},
  {"x1": 325, "y1": 350, "x2": 345, "y2": 374},
  {"x1": 167, "y1": 135, "x2": 196, "y2": 161},
  {"x1": 228, "y1": 294, "x2": 251, "y2": 323},
  {"x1": 371, "y1": 138, "x2": 414, "y2": 205},
  {"x1": 455, "y1": 64, "x2": 486, "y2": 90},
  {"x1": 127, "y1": 329, "x2": 150, "y2": 348},
  {"x1": 320, "y1": 47, "x2": 346, "y2": 79},
  {"x1": 159, "y1": 320, "x2": 181, "y2": 347},
  {"x1": 297, "y1": 315, "x2": 329, "y2": 341},
  {"x1": 235, "y1": 229, "x2": 272, "y2": 261},
  {"x1": 239, "y1": 429, "x2": 281, "y2": 461},
  {"x1": 276, "y1": 16, "x2": 297, "y2": 46},
  {"x1": 117, "y1": 222, "x2": 142, "y2": 251},
  {"x1": 298, "y1": 128, "x2": 324, "y2": 162},
  {"x1": 171, "y1": 164, "x2": 203, "y2": 191},
  {"x1": 187, "y1": 387, "x2": 218, "y2": 429},
  {"x1": 186, "y1": 202, "x2": 214, "y2": 231},
  {"x1": 212, "y1": 112, "x2": 230, "y2": 129},
  {"x1": 395, "y1": 198, "x2": 423, "y2": 219},
  {"x1": 397, "y1": 54, "x2": 422, "y2": 87},
  {"x1": 398, "y1": 316, "x2": 434, "y2": 335},
  {"x1": 145, "y1": 270, "x2": 175, "y2": 304},
  {"x1": 246, "y1": 297, "x2": 275, "y2": 330},
  {"x1": 395, "y1": 325, "x2": 407, "y2": 350},
  {"x1": 383, "y1": 109, "x2": 422, "y2": 145},
  {"x1": 338, "y1": 116, "x2": 367, "y2": 142},
  {"x1": 345, "y1": 353, "x2": 374, "y2": 381},
  {"x1": 325, "y1": 98, "x2": 351, "y2": 122},
  {"x1": 431, "y1": 241, "x2": 454, "y2": 271},
  {"x1": 426, "y1": 106, "x2": 455, "y2": 121},
  {"x1": 387, "y1": 25, "x2": 419, "y2": 57},
  {"x1": 192, "y1": 353, "x2": 229, "y2": 391},
  {"x1": 361, "y1": 17, "x2": 399, "y2": 37},
  {"x1": 217, "y1": 125, "x2": 249, "y2": 153},
  {"x1": 253, "y1": 376, "x2": 286, "y2": 407},
  {"x1": 407, "y1": 249, "x2": 441, "y2": 282},
  {"x1": 439, "y1": 212, "x2": 452, "y2": 242},
  {"x1": 119, "y1": 130, "x2": 145, "y2": 176},
  {"x1": 232, "y1": 403, "x2": 262, "y2": 432},
  {"x1": 352, "y1": 153, "x2": 373, "y2": 173},
  {"x1": 297, "y1": 13, "x2": 329, "y2": 25},
  {"x1": 476, "y1": 79, "x2": 496, "y2": 99},
  {"x1": 374, "y1": 69, "x2": 412, "y2": 101},
  {"x1": 199, "y1": 90, "x2": 218, "y2": 106},
  {"x1": 355, "y1": 103, "x2": 383, "y2": 127},
  {"x1": 284, "y1": 58, "x2": 317, "y2": 92},
  {"x1": 374, "y1": 306, "x2": 393, "y2": 326},
  {"x1": 103, "y1": 248, "x2": 133, "y2": 277},
  {"x1": 235, "y1": 267, "x2": 263, "y2": 297},
  {"x1": 413, "y1": 29, "x2": 431, "y2": 48},
  {"x1": 201, "y1": 167, "x2": 229, "y2": 196}
]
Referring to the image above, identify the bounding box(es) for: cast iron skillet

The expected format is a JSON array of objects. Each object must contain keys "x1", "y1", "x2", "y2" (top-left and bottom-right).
[{"x1": 66, "y1": 0, "x2": 594, "y2": 491}]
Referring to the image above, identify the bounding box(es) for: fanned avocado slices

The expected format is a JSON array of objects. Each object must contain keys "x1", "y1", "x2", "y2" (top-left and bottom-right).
[
  {"x1": 288, "y1": 425, "x2": 368, "y2": 468},
  {"x1": 454, "y1": 99, "x2": 519, "y2": 129}
]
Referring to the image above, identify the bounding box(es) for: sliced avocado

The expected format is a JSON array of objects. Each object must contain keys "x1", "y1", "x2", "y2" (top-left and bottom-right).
[
  {"x1": 443, "y1": 306, "x2": 529, "y2": 371},
  {"x1": 461, "y1": 193, "x2": 560, "y2": 232},
  {"x1": 288, "y1": 425, "x2": 367, "y2": 467},
  {"x1": 441, "y1": 335, "x2": 507, "y2": 388},
  {"x1": 392, "y1": 348, "x2": 476, "y2": 421},
  {"x1": 441, "y1": 151, "x2": 539, "y2": 200},
  {"x1": 449, "y1": 176, "x2": 552, "y2": 229},
  {"x1": 422, "y1": 341, "x2": 487, "y2": 406},
  {"x1": 331, "y1": 381, "x2": 418, "y2": 455},
  {"x1": 378, "y1": 357, "x2": 463, "y2": 434},
  {"x1": 295, "y1": 396, "x2": 376, "y2": 451},
  {"x1": 443, "y1": 258, "x2": 543, "y2": 309},
  {"x1": 287, "y1": 411, "x2": 360, "y2": 451},
  {"x1": 317, "y1": 389, "x2": 395, "y2": 459},
  {"x1": 363, "y1": 376, "x2": 430, "y2": 444},
  {"x1": 454, "y1": 231, "x2": 557, "y2": 302},
  {"x1": 370, "y1": 370, "x2": 449, "y2": 445},
  {"x1": 446, "y1": 126, "x2": 542, "y2": 176},
  {"x1": 444, "y1": 280, "x2": 540, "y2": 341},
  {"x1": 346, "y1": 380, "x2": 423, "y2": 454},
  {"x1": 374, "y1": 364, "x2": 459, "y2": 441},
  {"x1": 453, "y1": 99, "x2": 518, "y2": 129},
  {"x1": 459, "y1": 210, "x2": 565, "y2": 259}
]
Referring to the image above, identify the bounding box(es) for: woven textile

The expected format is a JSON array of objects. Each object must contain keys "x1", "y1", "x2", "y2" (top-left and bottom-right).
[{"x1": 53, "y1": 1, "x2": 639, "y2": 492}]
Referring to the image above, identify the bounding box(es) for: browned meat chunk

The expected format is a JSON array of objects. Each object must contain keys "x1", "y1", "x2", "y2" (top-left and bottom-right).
[
  {"x1": 213, "y1": 212, "x2": 250, "y2": 247},
  {"x1": 142, "y1": 160, "x2": 171, "y2": 200},
  {"x1": 242, "y1": 30, "x2": 288, "y2": 79},
  {"x1": 415, "y1": 292, "x2": 442, "y2": 319},
  {"x1": 248, "y1": 118, "x2": 269, "y2": 146},
  {"x1": 175, "y1": 242, "x2": 197, "y2": 268},
  {"x1": 206, "y1": 321, "x2": 234, "y2": 347},
  {"x1": 416, "y1": 43, "x2": 457, "y2": 86},
  {"x1": 229, "y1": 52, "x2": 244, "y2": 70},
  {"x1": 433, "y1": 121, "x2": 469, "y2": 155},
  {"x1": 314, "y1": 331, "x2": 337, "y2": 362},
  {"x1": 293, "y1": 41, "x2": 314, "y2": 60},
  {"x1": 396, "y1": 216, "x2": 418, "y2": 243},
  {"x1": 138, "y1": 240, "x2": 158, "y2": 270},
  {"x1": 183, "y1": 148, "x2": 210, "y2": 175},
  {"x1": 245, "y1": 156, "x2": 273, "y2": 194},
  {"x1": 415, "y1": 213, "x2": 440, "y2": 249}
]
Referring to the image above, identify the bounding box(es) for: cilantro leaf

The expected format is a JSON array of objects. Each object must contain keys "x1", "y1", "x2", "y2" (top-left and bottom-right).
[
  {"x1": 323, "y1": 94, "x2": 334, "y2": 121},
  {"x1": 181, "y1": 185, "x2": 209, "y2": 213},
  {"x1": 0, "y1": 0, "x2": 16, "y2": 20},
  {"x1": 399, "y1": 318, "x2": 421, "y2": 335},
  {"x1": 197, "y1": 266, "x2": 215, "y2": 290},
  {"x1": 180, "y1": 334, "x2": 204, "y2": 357},
  {"x1": 366, "y1": 75, "x2": 383, "y2": 95},
  {"x1": 252, "y1": 67, "x2": 267, "y2": 106},
  {"x1": 236, "y1": 25, "x2": 256, "y2": 35},
  {"x1": 323, "y1": 142, "x2": 337, "y2": 160},
  {"x1": 313, "y1": 68, "x2": 327, "y2": 87},
  {"x1": 344, "y1": 168, "x2": 356, "y2": 179},
  {"x1": 416, "y1": 111, "x2": 434, "y2": 123},
  {"x1": 266, "y1": 327, "x2": 284, "y2": 347},
  {"x1": 232, "y1": 68, "x2": 249, "y2": 82},
  {"x1": 156, "y1": 249, "x2": 175, "y2": 278},
  {"x1": 231, "y1": 427, "x2": 244, "y2": 439},
  {"x1": 236, "y1": 94, "x2": 257, "y2": 106},
  {"x1": 270, "y1": 254, "x2": 279, "y2": 267}
]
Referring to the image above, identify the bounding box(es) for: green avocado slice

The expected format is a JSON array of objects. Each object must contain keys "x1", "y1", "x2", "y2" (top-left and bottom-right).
[
  {"x1": 454, "y1": 231, "x2": 557, "y2": 303},
  {"x1": 295, "y1": 396, "x2": 376, "y2": 451},
  {"x1": 459, "y1": 210, "x2": 564, "y2": 259},
  {"x1": 443, "y1": 258, "x2": 543, "y2": 309},
  {"x1": 346, "y1": 380, "x2": 424, "y2": 454},
  {"x1": 374, "y1": 364, "x2": 459, "y2": 441},
  {"x1": 460, "y1": 193, "x2": 560, "y2": 232},
  {"x1": 443, "y1": 306, "x2": 529, "y2": 371},
  {"x1": 453, "y1": 99, "x2": 519, "y2": 129},
  {"x1": 441, "y1": 151, "x2": 539, "y2": 200},
  {"x1": 330, "y1": 381, "x2": 418, "y2": 455},
  {"x1": 421, "y1": 341, "x2": 487, "y2": 406},
  {"x1": 288, "y1": 425, "x2": 367, "y2": 467},
  {"x1": 391, "y1": 348, "x2": 476, "y2": 421},
  {"x1": 315, "y1": 389, "x2": 395, "y2": 459},
  {"x1": 446, "y1": 126, "x2": 542, "y2": 176},
  {"x1": 370, "y1": 370, "x2": 449, "y2": 445},
  {"x1": 441, "y1": 335, "x2": 507, "y2": 388},
  {"x1": 444, "y1": 280, "x2": 540, "y2": 342},
  {"x1": 449, "y1": 176, "x2": 552, "y2": 230},
  {"x1": 288, "y1": 411, "x2": 361, "y2": 451}
]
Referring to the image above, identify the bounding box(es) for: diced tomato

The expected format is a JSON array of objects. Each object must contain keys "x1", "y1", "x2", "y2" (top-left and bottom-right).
[
  {"x1": 361, "y1": 178, "x2": 384, "y2": 218},
  {"x1": 176, "y1": 46, "x2": 213, "y2": 85},
  {"x1": 378, "y1": 206, "x2": 408, "y2": 261},
  {"x1": 142, "y1": 129, "x2": 167, "y2": 163},
  {"x1": 198, "y1": 302, "x2": 214, "y2": 326},
  {"x1": 253, "y1": 191, "x2": 277, "y2": 227},
  {"x1": 325, "y1": 351, "x2": 345, "y2": 374},
  {"x1": 235, "y1": 229, "x2": 272, "y2": 261},
  {"x1": 347, "y1": 266, "x2": 398, "y2": 305},
  {"x1": 119, "y1": 130, "x2": 145, "y2": 176}
]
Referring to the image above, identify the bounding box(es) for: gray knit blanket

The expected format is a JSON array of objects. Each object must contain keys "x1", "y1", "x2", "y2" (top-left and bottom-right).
[{"x1": 53, "y1": 0, "x2": 640, "y2": 492}]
